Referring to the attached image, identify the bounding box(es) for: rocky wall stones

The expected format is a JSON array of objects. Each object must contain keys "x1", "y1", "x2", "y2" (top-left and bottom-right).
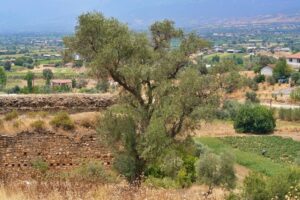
[
  {"x1": 0, "y1": 130, "x2": 113, "y2": 179},
  {"x1": 0, "y1": 94, "x2": 115, "y2": 113}
]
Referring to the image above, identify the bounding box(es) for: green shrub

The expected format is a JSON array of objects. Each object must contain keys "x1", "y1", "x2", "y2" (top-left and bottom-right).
[
  {"x1": 97, "y1": 80, "x2": 109, "y2": 92},
  {"x1": 245, "y1": 92, "x2": 260, "y2": 103},
  {"x1": 113, "y1": 153, "x2": 137, "y2": 182},
  {"x1": 195, "y1": 151, "x2": 236, "y2": 191},
  {"x1": 4, "y1": 110, "x2": 19, "y2": 121},
  {"x1": 30, "y1": 120, "x2": 45, "y2": 131},
  {"x1": 234, "y1": 104, "x2": 276, "y2": 134},
  {"x1": 217, "y1": 100, "x2": 241, "y2": 120},
  {"x1": 243, "y1": 170, "x2": 300, "y2": 200},
  {"x1": 50, "y1": 112, "x2": 74, "y2": 130},
  {"x1": 291, "y1": 88, "x2": 300, "y2": 101},
  {"x1": 277, "y1": 108, "x2": 300, "y2": 121},
  {"x1": 243, "y1": 172, "x2": 270, "y2": 200},
  {"x1": 266, "y1": 76, "x2": 276, "y2": 85},
  {"x1": 31, "y1": 158, "x2": 49, "y2": 174},
  {"x1": 254, "y1": 74, "x2": 265, "y2": 83},
  {"x1": 74, "y1": 161, "x2": 110, "y2": 182}
]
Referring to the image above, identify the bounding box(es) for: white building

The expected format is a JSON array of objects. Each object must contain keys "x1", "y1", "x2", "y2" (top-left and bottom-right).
[
  {"x1": 287, "y1": 53, "x2": 300, "y2": 70},
  {"x1": 260, "y1": 66, "x2": 273, "y2": 77}
]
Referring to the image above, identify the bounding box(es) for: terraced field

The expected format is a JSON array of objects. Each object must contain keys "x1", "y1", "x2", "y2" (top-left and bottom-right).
[{"x1": 196, "y1": 136, "x2": 300, "y2": 177}]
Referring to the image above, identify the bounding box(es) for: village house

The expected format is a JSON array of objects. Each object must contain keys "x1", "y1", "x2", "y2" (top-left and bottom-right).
[
  {"x1": 51, "y1": 79, "x2": 72, "y2": 88},
  {"x1": 260, "y1": 64, "x2": 275, "y2": 77},
  {"x1": 287, "y1": 53, "x2": 300, "y2": 70},
  {"x1": 42, "y1": 64, "x2": 56, "y2": 68}
]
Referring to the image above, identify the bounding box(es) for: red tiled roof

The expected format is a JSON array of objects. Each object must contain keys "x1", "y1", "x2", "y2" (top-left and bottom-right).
[
  {"x1": 287, "y1": 53, "x2": 300, "y2": 59},
  {"x1": 51, "y1": 79, "x2": 72, "y2": 84}
]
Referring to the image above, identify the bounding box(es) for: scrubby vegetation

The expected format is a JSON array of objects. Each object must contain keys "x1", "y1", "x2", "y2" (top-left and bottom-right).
[
  {"x1": 4, "y1": 110, "x2": 19, "y2": 121},
  {"x1": 50, "y1": 112, "x2": 74, "y2": 130},
  {"x1": 291, "y1": 87, "x2": 300, "y2": 101},
  {"x1": 234, "y1": 104, "x2": 276, "y2": 134},
  {"x1": 30, "y1": 120, "x2": 46, "y2": 131},
  {"x1": 195, "y1": 151, "x2": 236, "y2": 194},
  {"x1": 31, "y1": 158, "x2": 49, "y2": 174},
  {"x1": 278, "y1": 108, "x2": 300, "y2": 121},
  {"x1": 242, "y1": 170, "x2": 300, "y2": 200}
]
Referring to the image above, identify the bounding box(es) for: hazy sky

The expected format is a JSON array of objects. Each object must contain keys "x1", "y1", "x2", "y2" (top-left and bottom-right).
[{"x1": 0, "y1": 0, "x2": 299, "y2": 33}]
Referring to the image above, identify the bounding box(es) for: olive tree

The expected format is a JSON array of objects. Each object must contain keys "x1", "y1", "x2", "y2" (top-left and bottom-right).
[
  {"x1": 43, "y1": 69, "x2": 54, "y2": 86},
  {"x1": 0, "y1": 67, "x2": 7, "y2": 90},
  {"x1": 65, "y1": 12, "x2": 219, "y2": 183}
]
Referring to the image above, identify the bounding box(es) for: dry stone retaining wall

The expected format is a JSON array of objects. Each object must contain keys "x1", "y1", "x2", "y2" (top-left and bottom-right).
[
  {"x1": 0, "y1": 131, "x2": 113, "y2": 179},
  {"x1": 0, "y1": 94, "x2": 115, "y2": 113}
]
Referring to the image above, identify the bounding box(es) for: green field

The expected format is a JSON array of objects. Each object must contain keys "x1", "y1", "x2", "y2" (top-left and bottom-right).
[
  {"x1": 195, "y1": 136, "x2": 300, "y2": 177},
  {"x1": 221, "y1": 136, "x2": 300, "y2": 164},
  {"x1": 6, "y1": 68, "x2": 85, "y2": 80}
]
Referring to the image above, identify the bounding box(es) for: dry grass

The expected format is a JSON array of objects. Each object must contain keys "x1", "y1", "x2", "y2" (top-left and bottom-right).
[
  {"x1": 0, "y1": 181, "x2": 228, "y2": 200},
  {"x1": 0, "y1": 111, "x2": 100, "y2": 136}
]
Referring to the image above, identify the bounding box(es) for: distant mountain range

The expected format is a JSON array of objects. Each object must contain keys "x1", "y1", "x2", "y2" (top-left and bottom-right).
[{"x1": 0, "y1": 0, "x2": 300, "y2": 33}]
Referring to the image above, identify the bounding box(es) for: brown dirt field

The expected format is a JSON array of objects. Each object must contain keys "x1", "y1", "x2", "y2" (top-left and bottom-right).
[{"x1": 195, "y1": 120, "x2": 300, "y2": 142}]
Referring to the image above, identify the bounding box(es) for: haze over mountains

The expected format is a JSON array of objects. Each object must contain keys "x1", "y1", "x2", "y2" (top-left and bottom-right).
[{"x1": 0, "y1": 0, "x2": 300, "y2": 33}]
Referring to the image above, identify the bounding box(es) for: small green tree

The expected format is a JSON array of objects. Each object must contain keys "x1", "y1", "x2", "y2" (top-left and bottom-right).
[
  {"x1": 4, "y1": 61, "x2": 11, "y2": 71},
  {"x1": 234, "y1": 104, "x2": 276, "y2": 134},
  {"x1": 42, "y1": 69, "x2": 54, "y2": 85},
  {"x1": 273, "y1": 58, "x2": 292, "y2": 81},
  {"x1": 0, "y1": 67, "x2": 7, "y2": 90},
  {"x1": 245, "y1": 92, "x2": 260, "y2": 103},
  {"x1": 196, "y1": 151, "x2": 236, "y2": 196},
  {"x1": 24, "y1": 71, "x2": 35, "y2": 92},
  {"x1": 212, "y1": 55, "x2": 220, "y2": 63}
]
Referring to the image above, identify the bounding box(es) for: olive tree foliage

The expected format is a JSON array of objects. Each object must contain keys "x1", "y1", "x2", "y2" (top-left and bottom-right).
[
  {"x1": 0, "y1": 67, "x2": 7, "y2": 90},
  {"x1": 43, "y1": 69, "x2": 54, "y2": 85},
  {"x1": 65, "y1": 12, "x2": 219, "y2": 182},
  {"x1": 195, "y1": 151, "x2": 236, "y2": 196}
]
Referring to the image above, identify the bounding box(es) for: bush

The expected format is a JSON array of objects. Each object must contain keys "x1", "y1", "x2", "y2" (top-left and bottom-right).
[
  {"x1": 30, "y1": 120, "x2": 45, "y2": 131},
  {"x1": 6, "y1": 85, "x2": 21, "y2": 94},
  {"x1": 248, "y1": 80, "x2": 259, "y2": 91},
  {"x1": 254, "y1": 74, "x2": 265, "y2": 83},
  {"x1": 243, "y1": 172, "x2": 269, "y2": 200},
  {"x1": 245, "y1": 92, "x2": 260, "y2": 103},
  {"x1": 195, "y1": 151, "x2": 236, "y2": 191},
  {"x1": 234, "y1": 104, "x2": 276, "y2": 134},
  {"x1": 4, "y1": 110, "x2": 19, "y2": 121},
  {"x1": 74, "y1": 161, "x2": 110, "y2": 182},
  {"x1": 31, "y1": 158, "x2": 49, "y2": 174},
  {"x1": 277, "y1": 108, "x2": 300, "y2": 121},
  {"x1": 291, "y1": 88, "x2": 300, "y2": 101},
  {"x1": 266, "y1": 76, "x2": 276, "y2": 85},
  {"x1": 78, "y1": 117, "x2": 97, "y2": 129},
  {"x1": 50, "y1": 112, "x2": 74, "y2": 130},
  {"x1": 217, "y1": 100, "x2": 241, "y2": 120},
  {"x1": 97, "y1": 80, "x2": 109, "y2": 92},
  {"x1": 243, "y1": 170, "x2": 300, "y2": 200}
]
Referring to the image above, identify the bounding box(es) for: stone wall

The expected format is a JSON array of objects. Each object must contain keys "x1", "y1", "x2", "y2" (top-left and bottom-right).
[
  {"x1": 0, "y1": 130, "x2": 113, "y2": 179},
  {"x1": 0, "y1": 94, "x2": 115, "y2": 113}
]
